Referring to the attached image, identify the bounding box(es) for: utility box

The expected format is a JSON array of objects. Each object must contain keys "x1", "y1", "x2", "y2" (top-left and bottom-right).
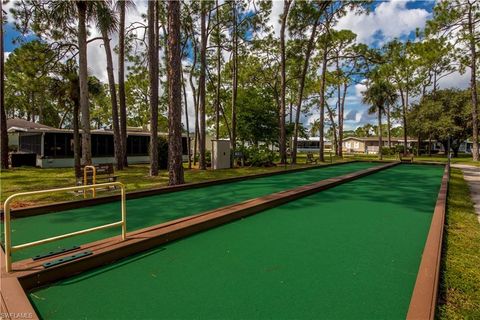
[{"x1": 211, "y1": 140, "x2": 231, "y2": 170}]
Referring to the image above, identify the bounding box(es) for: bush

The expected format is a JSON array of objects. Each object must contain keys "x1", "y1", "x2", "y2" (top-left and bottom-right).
[
  {"x1": 238, "y1": 145, "x2": 276, "y2": 167},
  {"x1": 193, "y1": 150, "x2": 211, "y2": 167},
  {"x1": 381, "y1": 147, "x2": 396, "y2": 156},
  {"x1": 393, "y1": 144, "x2": 410, "y2": 154}
]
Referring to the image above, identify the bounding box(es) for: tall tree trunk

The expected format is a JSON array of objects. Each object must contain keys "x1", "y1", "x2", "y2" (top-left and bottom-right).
[
  {"x1": 231, "y1": 1, "x2": 238, "y2": 166},
  {"x1": 0, "y1": 0, "x2": 8, "y2": 170},
  {"x1": 31, "y1": 92, "x2": 36, "y2": 122},
  {"x1": 73, "y1": 99, "x2": 81, "y2": 177},
  {"x1": 68, "y1": 76, "x2": 81, "y2": 177},
  {"x1": 338, "y1": 82, "x2": 347, "y2": 157},
  {"x1": 58, "y1": 101, "x2": 71, "y2": 129},
  {"x1": 292, "y1": 23, "x2": 320, "y2": 163},
  {"x1": 188, "y1": 33, "x2": 198, "y2": 166},
  {"x1": 335, "y1": 59, "x2": 341, "y2": 156},
  {"x1": 468, "y1": 3, "x2": 479, "y2": 161},
  {"x1": 289, "y1": 103, "x2": 293, "y2": 123},
  {"x1": 378, "y1": 107, "x2": 383, "y2": 160},
  {"x1": 279, "y1": 0, "x2": 291, "y2": 164},
  {"x1": 326, "y1": 103, "x2": 337, "y2": 155},
  {"x1": 292, "y1": 15, "x2": 321, "y2": 164},
  {"x1": 417, "y1": 135, "x2": 421, "y2": 156},
  {"x1": 101, "y1": 28, "x2": 123, "y2": 170},
  {"x1": 77, "y1": 1, "x2": 92, "y2": 165},
  {"x1": 215, "y1": 0, "x2": 221, "y2": 140},
  {"x1": 318, "y1": 44, "x2": 328, "y2": 162},
  {"x1": 181, "y1": 72, "x2": 191, "y2": 169},
  {"x1": 38, "y1": 94, "x2": 44, "y2": 124},
  {"x1": 386, "y1": 104, "x2": 391, "y2": 148},
  {"x1": 118, "y1": 0, "x2": 128, "y2": 167},
  {"x1": 198, "y1": 4, "x2": 207, "y2": 170},
  {"x1": 428, "y1": 135, "x2": 431, "y2": 156},
  {"x1": 148, "y1": 0, "x2": 159, "y2": 176},
  {"x1": 162, "y1": 23, "x2": 169, "y2": 78},
  {"x1": 189, "y1": 69, "x2": 198, "y2": 166},
  {"x1": 400, "y1": 88, "x2": 408, "y2": 153},
  {"x1": 167, "y1": 0, "x2": 184, "y2": 185}
]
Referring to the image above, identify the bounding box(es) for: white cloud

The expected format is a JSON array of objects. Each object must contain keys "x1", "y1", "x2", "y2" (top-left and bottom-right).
[
  {"x1": 335, "y1": 1, "x2": 431, "y2": 45},
  {"x1": 266, "y1": 0, "x2": 284, "y2": 38},
  {"x1": 354, "y1": 82, "x2": 367, "y2": 98},
  {"x1": 437, "y1": 70, "x2": 470, "y2": 90},
  {"x1": 86, "y1": 1, "x2": 147, "y2": 83}
]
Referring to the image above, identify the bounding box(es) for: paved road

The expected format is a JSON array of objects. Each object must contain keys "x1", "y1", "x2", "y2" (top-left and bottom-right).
[{"x1": 453, "y1": 164, "x2": 480, "y2": 223}]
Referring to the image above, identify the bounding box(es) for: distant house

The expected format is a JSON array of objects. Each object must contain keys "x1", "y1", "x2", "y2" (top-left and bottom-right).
[
  {"x1": 460, "y1": 139, "x2": 477, "y2": 154},
  {"x1": 296, "y1": 137, "x2": 333, "y2": 152},
  {"x1": 7, "y1": 118, "x2": 189, "y2": 168},
  {"x1": 342, "y1": 136, "x2": 419, "y2": 154}
]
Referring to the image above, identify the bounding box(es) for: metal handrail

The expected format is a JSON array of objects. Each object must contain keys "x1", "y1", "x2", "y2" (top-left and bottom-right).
[
  {"x1": 3, "y1": 182, "x2": 126, "y2": 272},
  {"x1": 83, "y1": 165, "x2": 97, "y2": 198}
]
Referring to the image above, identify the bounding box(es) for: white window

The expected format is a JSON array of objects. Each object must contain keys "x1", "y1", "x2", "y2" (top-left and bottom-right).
[{"x1": 354, "y1": 142, "x2": 360, "y2": 149}]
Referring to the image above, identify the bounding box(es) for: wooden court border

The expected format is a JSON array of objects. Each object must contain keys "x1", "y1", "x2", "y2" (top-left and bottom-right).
[
  {"x1": 407, "y1": 164, "x2": 450, "y2": 320},
  {"x1": 1, "y1": 162, "x2": 397, "y2": 318}
]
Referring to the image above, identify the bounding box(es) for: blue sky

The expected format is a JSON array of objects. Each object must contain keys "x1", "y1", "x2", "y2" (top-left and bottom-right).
[{"x1": 5, "y1": 0, "x2": 468, "y2": 133}]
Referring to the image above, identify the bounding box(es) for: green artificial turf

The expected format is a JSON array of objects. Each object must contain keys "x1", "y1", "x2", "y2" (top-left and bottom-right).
[
  {"x1": 4, "y1": 161, "x2": 378, "y2": 261},
  {"x1": 29, "y1": 164, "x2": 444, "y2": 320}
]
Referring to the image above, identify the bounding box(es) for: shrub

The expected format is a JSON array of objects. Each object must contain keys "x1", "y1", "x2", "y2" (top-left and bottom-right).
[
  {"x1": 393, "y1": 144, "x2": 409, "y2": 153},
  {"x1": 193, "y1": 150, "x2": 211, "y2": 167},
  {"x1": 240, "y1": 145, "x2": 276, "y2": 167},
  {"x1": 381, "y1": 147, "x2": 396, "y2": 156}
]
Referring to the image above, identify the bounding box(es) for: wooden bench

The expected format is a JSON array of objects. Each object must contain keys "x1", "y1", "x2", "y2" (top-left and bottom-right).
[
  {"x1": 76, "y1": 163, "x2": 119, "y2": 187},
  {"x1": 399, "y1": 153, "x2": 414, "y2": 163},
  {"x1": 306, "y1": 153, "x2": 319, "y2": 164}
]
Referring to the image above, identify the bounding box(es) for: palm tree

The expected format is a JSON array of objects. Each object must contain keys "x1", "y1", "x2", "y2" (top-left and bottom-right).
[
  {"x1": 53, "y1": 62, "x2": 82, "y2": 177},
  {"x1": 167, "y1": 0, "x2": 184, "y2": 185},
  {"x1": 51, "y1": 1, "x2": 109, "y2": 165},
  {"x1": 362, "y1": 79, "x2": 397, "y2": 160},
  {"x1": 96, "y1": 3, "x2": 123, "y2": 170},
  {"x1": 309, "y1": 119, "x2": 321, "y2": 137}
]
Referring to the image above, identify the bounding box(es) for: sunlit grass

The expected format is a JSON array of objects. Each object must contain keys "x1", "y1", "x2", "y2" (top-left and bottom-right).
[{"x1": 437, "y1": 168, "x2": 480, "y2": 319}]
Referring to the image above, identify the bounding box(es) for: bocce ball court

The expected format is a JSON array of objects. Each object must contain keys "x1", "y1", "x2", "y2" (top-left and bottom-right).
[{"x1": 1, "y1": 161, "x2": 448, "y2": 319}]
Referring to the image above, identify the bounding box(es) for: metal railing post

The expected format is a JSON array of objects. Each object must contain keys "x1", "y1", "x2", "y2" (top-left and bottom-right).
[
  {"x1": 121, "y1": 186, "x2": 127, "y2": 240},
  {"x1": 4, "y1": 198, "x2": 12, "y2": 272},
  {"x1": 4, "y1": 182, "x2": 126, "y2": 273},
  {"x1": 83, "y1": 165, "x2": 97, "y2": 198}
]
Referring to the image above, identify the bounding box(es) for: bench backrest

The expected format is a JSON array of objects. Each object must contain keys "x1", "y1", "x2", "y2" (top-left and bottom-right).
[
  {"x1": 77, "y1": 163, "x2": 115, "y2": 178},
  {"x1": 399, "y1": 153, "x2": 414, "y2": 157}
]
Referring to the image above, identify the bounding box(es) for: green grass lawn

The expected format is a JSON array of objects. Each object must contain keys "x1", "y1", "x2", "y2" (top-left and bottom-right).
[
  {"x1": 0, "y1": 158, "x2": 347, "y2": 207},
  {"x1": 437, "y1": 168, "x2": 480, "y2": 319}
]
